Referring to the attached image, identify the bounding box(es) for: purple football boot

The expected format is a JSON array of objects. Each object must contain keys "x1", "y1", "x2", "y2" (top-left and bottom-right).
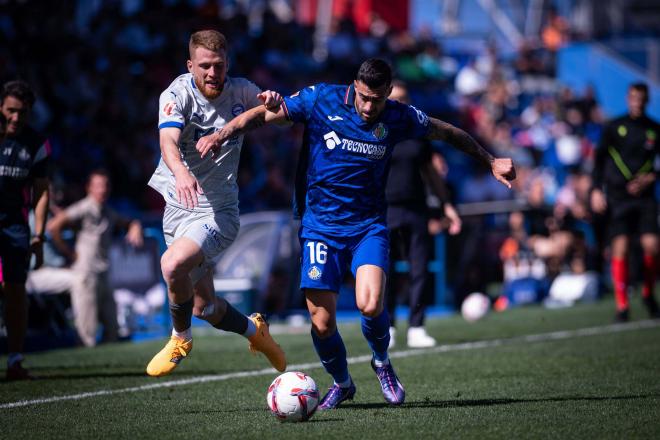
[
  {"x1": 318, "y1": 380, "x2": 357, "y2": 410},
  {"x1": 371, "y1": 358, "x2": 405, "y2": 405}
]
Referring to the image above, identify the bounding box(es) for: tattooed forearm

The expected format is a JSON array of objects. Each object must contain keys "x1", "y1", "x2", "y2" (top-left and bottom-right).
[
  {"x1": 222, "y1": 107, "x2": 267, "y2": 139},
  {"x1": 427, "y1": 118, "x2": 494, "y2": 167}
]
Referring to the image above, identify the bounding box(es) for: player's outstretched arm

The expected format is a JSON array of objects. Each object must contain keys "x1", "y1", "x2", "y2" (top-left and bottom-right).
[
  {"x1": 196, "y1": 104, "x2": 288, "y2": 158},
  {"x1": 426, "y1": 117, "x2": 516, "y2": 188}
]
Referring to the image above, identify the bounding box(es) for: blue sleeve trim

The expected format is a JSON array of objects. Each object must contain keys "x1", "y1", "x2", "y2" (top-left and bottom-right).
[{"x1": 159, "y1": 121, "x2": 184, "y2": 129}]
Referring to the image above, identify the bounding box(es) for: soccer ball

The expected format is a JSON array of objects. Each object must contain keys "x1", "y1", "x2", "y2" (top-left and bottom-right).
[
  {"x1": 461, "y1": 292, "x2": 490, "y2": 322},
  {"x1": 266, "y1": 372, "x2": 319, "y2": 422}
]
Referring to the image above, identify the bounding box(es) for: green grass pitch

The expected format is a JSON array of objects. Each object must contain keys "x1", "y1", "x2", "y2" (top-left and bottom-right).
[{"x1": 1, "y1": 297, "x2": 659, "y2": 439}]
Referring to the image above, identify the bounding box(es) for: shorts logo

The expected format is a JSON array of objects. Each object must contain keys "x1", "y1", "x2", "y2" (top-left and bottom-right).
[
  {"x1": 372, "y1": 123, "x2": 388, "y2": 140},
  {"x1": 164, "y1": 101, "x2": 176, "y2": 116},
  {"x1": 307, "y1": 265, "x2": 322, "y2": 280},
  {"x1": 232, "y1": 104, "x2": 245, "y2": 116},
  {"x1": 203, "y1": 223, "x2": 222, "y2": 247}
]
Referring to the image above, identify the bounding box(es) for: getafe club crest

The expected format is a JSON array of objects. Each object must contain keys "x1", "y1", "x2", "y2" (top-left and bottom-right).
[
  {"x1": 308, "y1": 265, "x2": 322, "y2": 280},
  {"x1": 372, "y1": 122, "x2": 388, "y2": 140}
]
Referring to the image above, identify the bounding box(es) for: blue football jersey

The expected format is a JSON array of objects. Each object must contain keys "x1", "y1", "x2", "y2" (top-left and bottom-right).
[{"x1": 283, "y1": 83, "x2": 430, "y2": 245}]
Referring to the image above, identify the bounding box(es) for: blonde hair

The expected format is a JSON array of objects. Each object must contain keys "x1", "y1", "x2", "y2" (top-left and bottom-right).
[{"x1": 189, "y1": 30, "x2": 227, "y2": 57}]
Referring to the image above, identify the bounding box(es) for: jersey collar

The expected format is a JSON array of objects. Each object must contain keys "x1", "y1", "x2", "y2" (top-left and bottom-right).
[
  {"x1": 343, "y1": 83, "x2": 386, "y2": 127},
  {"x1": 344, "y1": 84, "x2": 355, "y2": 106},
  {"x1": 344, "y1": 83, "x2": 368, "y2": 125}
]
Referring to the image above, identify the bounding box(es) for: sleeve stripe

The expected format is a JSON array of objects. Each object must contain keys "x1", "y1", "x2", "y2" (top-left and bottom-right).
[
  {"x1": 159, "y1": 121, "x2": 184, "y2": 129},
  {"x1": 282, "y1": 100, "x2": 291, "y2": 120}
]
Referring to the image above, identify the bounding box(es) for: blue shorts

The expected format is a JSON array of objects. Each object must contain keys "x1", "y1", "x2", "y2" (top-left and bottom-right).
[
  {"x1": 299, "y1": 224, "x2": 389, "y2": 292},
  {"x1": 0, "y1": 222, "x2": 30, "y2": 284}
]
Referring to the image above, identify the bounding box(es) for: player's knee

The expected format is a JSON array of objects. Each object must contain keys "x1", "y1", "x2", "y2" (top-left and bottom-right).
[
  {"x1": 358, "y1": 302, "x2": 382, "y2": 318},
  {"x1": 311, "y1": 322, "x2": 336, "y2": 339},
  {"x1": 160, "y1": 252, "x2": 186, "y2": 284}
]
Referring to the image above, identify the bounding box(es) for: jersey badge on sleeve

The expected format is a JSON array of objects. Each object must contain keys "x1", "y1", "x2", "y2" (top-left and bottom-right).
[{"x1": 163, "y1": 101, "x2": 176, "y2": 116}]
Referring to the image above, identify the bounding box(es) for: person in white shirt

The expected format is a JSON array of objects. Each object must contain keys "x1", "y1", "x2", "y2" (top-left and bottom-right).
[{"x1": 145, "y1": 30, "x2": 286, "y2": 377}]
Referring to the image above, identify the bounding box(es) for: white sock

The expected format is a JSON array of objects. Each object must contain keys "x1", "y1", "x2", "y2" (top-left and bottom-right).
[
  {"x1": 372, "y1": 357, "x2": 390, "y2": 368},
  {"x1": 243, "y1": 318, "x2": 256, "y2": 338},
  {"x1": 172, "y1": 327, "x2": 192, "y2": 340},
  {"x1": 335, "y1": 376, "x2": 352, "y2": 388},
  {"x1": 7, "y1": 353, "x2": 23, "y2": 368}
]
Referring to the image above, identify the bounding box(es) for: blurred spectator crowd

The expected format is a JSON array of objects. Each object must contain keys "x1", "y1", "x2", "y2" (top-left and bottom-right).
[{"x1": 0, "y1": 0, "x2": 635, "y2": 307}]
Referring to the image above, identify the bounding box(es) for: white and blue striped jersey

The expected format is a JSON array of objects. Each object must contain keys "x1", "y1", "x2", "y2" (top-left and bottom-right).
[{"x1": 148, "y1": 73, "x2": 262, "y2": 212}]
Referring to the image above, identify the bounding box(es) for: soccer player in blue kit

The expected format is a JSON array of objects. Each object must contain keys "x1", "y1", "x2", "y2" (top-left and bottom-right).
[{"x1": 197, "y1": 59, "x2": 516, "y2": 408}]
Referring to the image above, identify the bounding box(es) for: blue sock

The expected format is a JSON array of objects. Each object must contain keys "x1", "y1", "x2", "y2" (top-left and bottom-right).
[
  {"x1": 311, "y1": 329, "x2": 349, "y2": 385},
  {"x1": 361, "y1": 310, "x2": 390, "y2": 362}
]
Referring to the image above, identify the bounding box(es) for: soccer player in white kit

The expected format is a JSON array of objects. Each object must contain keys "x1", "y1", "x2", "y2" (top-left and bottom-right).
[{"x1": 146, "y1": 30, "x2": 286, "y2": 377}]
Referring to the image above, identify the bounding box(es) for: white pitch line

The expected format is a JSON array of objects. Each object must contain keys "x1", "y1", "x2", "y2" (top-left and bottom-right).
[{"x1": 1, "y1": 319, "x2": 658, "y2": 410}]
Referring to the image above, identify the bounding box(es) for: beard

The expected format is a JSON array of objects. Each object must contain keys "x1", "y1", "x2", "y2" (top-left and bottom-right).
[{"x1": 194, "y1": 77, "x2": 223, "y2": 100}]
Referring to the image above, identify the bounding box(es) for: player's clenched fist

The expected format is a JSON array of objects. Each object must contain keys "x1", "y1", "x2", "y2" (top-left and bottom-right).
[
  {"x1": 258, "y1": 90, "x2": 283, "y2": 111},
  {"x1": 491, "y1": 158, "x2": 516, "y2": 189}
]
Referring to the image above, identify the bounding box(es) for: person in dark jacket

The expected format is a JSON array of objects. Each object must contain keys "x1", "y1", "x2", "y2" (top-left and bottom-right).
[{"x1": 591, "y1": 82, "x2": 660, "y2": 321}]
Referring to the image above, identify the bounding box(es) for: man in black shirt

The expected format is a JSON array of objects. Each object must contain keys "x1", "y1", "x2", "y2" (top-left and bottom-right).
[
  {"x1": 0, "y1": 80, "x2": 50, "y2": 379},
  {"x1": 591, "y1": 82, "x2": 659, "y2": 321},
  {"x1": 386, "y1": 81, "x2": 462, "y2": 348}
]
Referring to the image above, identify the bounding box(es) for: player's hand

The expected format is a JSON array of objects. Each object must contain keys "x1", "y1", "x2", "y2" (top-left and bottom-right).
[
  {"x1": 444, "y1": 203, "x2": 463, "y2": 235},
  {"x1": 491, "y1": 158, "x2": 516, "y2": 188},
  {"x1": 428, "y1": 218, "x2": 442, "y2": 235},
  {"x1": 196, "y1": 130, "x2": 227, "y2": 159},
  {"x1": 174, "y1": 169, "x2": 203, "y2": 209},
  {"x1": 626, "y1": 173, "x2": 656, "y2": 196},
  {"x1": 125, "y1": 221, "x2": 144, "y2": 248},
  {"x1": 590, "y1": 188, "x2": 607, "y2": 214},
  {"x1": 29, "y1": 237, "x2": 44, "y2": 269},
  {"x1": 258, "y1": 90, "x2": 283, "y2": 111}
]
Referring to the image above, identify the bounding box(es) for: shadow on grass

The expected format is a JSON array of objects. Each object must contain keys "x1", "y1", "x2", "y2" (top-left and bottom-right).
[{"x1": 346, "y1": 394, "x2": 660, "y2": 410}]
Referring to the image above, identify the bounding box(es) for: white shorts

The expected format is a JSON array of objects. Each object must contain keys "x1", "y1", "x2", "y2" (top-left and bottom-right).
[{"x1": 162, "y1": 204, "x2": 239, "y2": 283}]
